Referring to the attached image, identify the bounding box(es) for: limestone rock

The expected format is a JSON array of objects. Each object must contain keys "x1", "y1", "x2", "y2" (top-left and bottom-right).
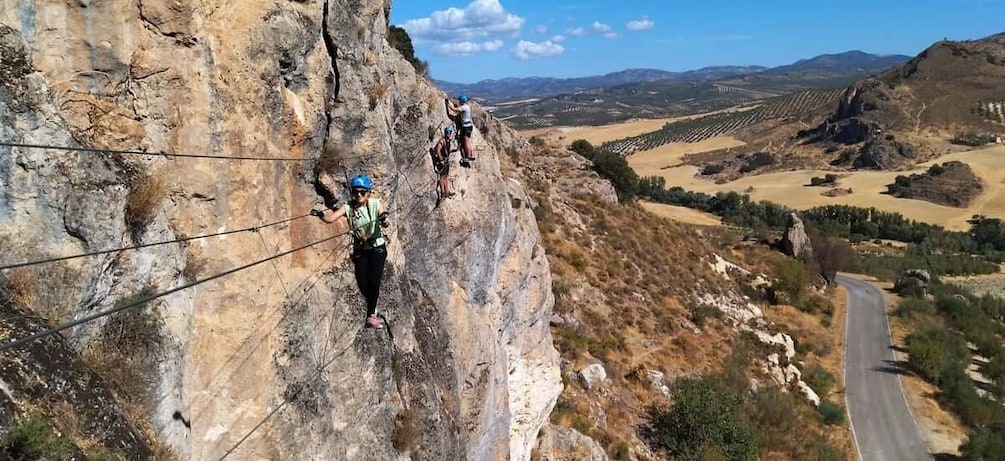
[
  {"x1": 780, "y1": 213, "x2": 813, "y2": 259},
  {"x1": 647, "y1": 370, "x2": 672, "y2": 399},
  {"x1": 801, "y1": 80, "x2": 904, "y2": 146},
  {"x1": 709, "y1": 254, "x2": 751, "y2": 280},
  {"x1": 700, "y1": 292, "x2": 763, "y2": 326},
  {"x1": 756, "y1": 331, "x2": 796, "y2": 359},
  {"x1": 0, "y1": 302, "x2": 153, "y2": 458},
  {"x1": 578, "y1": 363, "x2": 608, "y2": 390},
  {"x1": 0, "y1": 1, "x2": 560, "y2": 460},
  {"x1": 798, "y1": 380, "x2": 822, "y2": 407},
  {"x1": 902, "y1": 269, "x2": 931, "y2": 284},
  {"x1": 534, "y1": 423, "x2": 609, "y2": 461},
  {"x1": 895, "y1": 269, "x2": 931, "y2": 296}
]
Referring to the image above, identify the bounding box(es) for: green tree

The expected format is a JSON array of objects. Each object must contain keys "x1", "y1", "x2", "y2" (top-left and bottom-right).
[
  {"x1": 906, "y1": 328, "x2": 970, "y2": 383},
  {"x1": 773, "y1": 258, "x2": 810, "y2": 303},
  {"x1": 982, "y1": 353, "x2": 1005, "y2": 400},
  {"x1": 960, "y1": 424, "x2": 1005, "y2": 460},
  {"x1": 569, "y1": 139, "x2": 596, "y2": 159},
  {"x1": 387, "y1": 25, "x2": 429, "y2": 76},
  {"x1": 811, "y1": 234, "x2": 853, "y2": 284},
  {"x1": 567, "y1": 139, "x2": 638, "y2": 202},
  {"x1": 591, "y1": 151, "x2": 639, "y2": 202},
  {"x1": 648, "y1": 376, "x2": 757, "y2": 461}
]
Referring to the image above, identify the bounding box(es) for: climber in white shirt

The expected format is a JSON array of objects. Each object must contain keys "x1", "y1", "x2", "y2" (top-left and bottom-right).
[{"x1": 446, "y1": 93, "x2": 476, "y2": 164}]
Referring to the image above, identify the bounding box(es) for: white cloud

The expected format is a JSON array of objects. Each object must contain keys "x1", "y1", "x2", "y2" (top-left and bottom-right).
[
  {"x1": 604, "y1": 32, "x2": 620, "y2": 39},
  {"x1": 533, "y1": 25, "x2": 548, "y2": 34},
  {"x1": 626, "y1": 16, "x2": 655, "y2": 31},
  {"x1": 512, "y1": 40, "x2": 565, "y2": 60},
  {"x1": 590, "y1": 21, "x2": 611, "y2": 33},
  {"x1": 483, "y1": 40, "x2": 505, "y2": 51},
  {"x1": 434, "y1": 40, "x2": 505, "y2": 56},
  {"x1": 565, "y1": 21, "x2": 613, "y2": 37},
  {"x1": 402, "y1": 0, "x2": 525, "y2": 44},
  {"x1": 551, "y1": 35, "x2": 566, "y2": 43}
]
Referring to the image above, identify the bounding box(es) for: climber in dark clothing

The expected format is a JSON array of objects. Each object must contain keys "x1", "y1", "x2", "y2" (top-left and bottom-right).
[
  {"x1": 312, "y1": 174, "x2": 389, "y2": 329},
  {"x1": 430, "y1": 126, "x2": 455, "y2": 200}
]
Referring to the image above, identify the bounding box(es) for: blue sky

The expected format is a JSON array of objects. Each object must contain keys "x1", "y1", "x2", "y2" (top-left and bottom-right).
[{"x1": 390, "y1": 0, "x2": 1004, "y2": 83}]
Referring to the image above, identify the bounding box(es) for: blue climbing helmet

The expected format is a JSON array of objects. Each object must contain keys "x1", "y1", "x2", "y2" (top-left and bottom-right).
[
  {"x1": 444, "y1": 126, "x2": 454, "y2": 136},
  {"x1": 458, "y1": 93, "x2": 469, "y2": 103},
  {"x1": 350, "y1": 174, "x2": 373, "y2": 191}
]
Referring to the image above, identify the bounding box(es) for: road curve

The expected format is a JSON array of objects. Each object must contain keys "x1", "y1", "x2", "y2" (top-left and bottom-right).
[{"x1": 837, "y1": 274, "x2": 931, "y2": 461}]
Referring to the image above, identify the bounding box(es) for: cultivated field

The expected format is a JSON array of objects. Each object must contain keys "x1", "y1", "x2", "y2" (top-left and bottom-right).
[
  {"x1": 631, "y1": 144, "x2": 1005, "y2": 231},
  {"x1": 602, "y1": 89, "x2": 843, "y2": 156},
  {"x1": 519, "y1": 107, "x2": 756, "y2": 147},
  {"x1": 639, "y1": 202, "x2": 724, "y2": 226},
  {"x1": 944, "y1": 269, "x2": 1005, "y2": 299},
  {"x1": 628, "y1": 136, "x2": 747, "y2": 173}
]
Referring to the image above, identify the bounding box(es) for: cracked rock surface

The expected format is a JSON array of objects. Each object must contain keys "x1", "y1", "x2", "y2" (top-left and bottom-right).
[{"x1": 0, "y1": 1, "x2": 560, "y2": 459}]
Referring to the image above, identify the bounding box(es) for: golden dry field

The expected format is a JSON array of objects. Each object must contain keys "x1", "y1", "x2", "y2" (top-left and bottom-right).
[
  {"x1": 522, "y1": 106, "x2": 759, "y2": 147},
  {"x1": 638, "y1": 202, "x2": 724, "y2": 227},
  {"x1": 629, "y1": 143, "x2": 1005, "y2": 231}
]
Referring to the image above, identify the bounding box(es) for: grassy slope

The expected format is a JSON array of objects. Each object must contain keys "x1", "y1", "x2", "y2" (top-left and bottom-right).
[{"x1": 511, "y1": 145, "x2": 853, "y2": 459}]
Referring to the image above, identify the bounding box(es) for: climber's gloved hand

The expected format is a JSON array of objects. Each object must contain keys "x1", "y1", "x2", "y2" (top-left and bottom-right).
[
  {"x1": 378, "y1": 211, "x2": 389, "y2": 228},
  {"x1": 310, "y1": 209, "x2": 324, "y2": 218}
]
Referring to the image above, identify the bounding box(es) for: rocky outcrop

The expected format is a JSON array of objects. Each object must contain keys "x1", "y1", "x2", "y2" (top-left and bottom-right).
[
  {"x1": 852, "y1": 137, "x2": 918, "y2": 170},
  {"x1": 534, "y1": 424, "x2": 609, "y2": 461},
  {"x1": 0, "y1": 1, "x2": 559, "y2": 460},
  {"x1": 885, "y1": 161, "x2": 983, "y2": 207},
  {"x1": 702, "y1": 257, "x2": 821, "y2": 407},
  {"x1": 780, "y1": 213, "x2": 813, "y2": 260},
  {"x1": 798, "y1": 80, "x2": 900, "y2": 149},
  {"x1": 801, "y1": 32, "x2": 1005, "y2": 168},
  {"x1": 0, "y1": 301, "x2": 151, "y2": 458},
  {"x1": 577, "y1": 363, "x2": 608, "y2": 391},
  {"x1": 895, "y1": 269, "x2": 932, "y2": 296}
]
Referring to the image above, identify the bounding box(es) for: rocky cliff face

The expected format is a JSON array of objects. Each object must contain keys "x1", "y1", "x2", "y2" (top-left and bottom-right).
[{"x1": 0, "y1": 1, "x2": 559, "y2": 459}]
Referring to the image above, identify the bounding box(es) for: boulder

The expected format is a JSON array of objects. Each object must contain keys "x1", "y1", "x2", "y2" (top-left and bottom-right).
[
  {"x1": 578, "y1": 363, "x2": 608, "y2": 390},
  {"x1": 780, "y1": 213, "x2": 813, "y2": 259},
  {"x1": 853, "y1": 138, "x2": 918, "y2": 170},
  {"x1": 895, "y1": 269, "x2": 931, "y2": 296},
  {"x1": 647, "y1": 370, "x2": 672, "y2": 399},
  {"x1": 534, "y1": 423, "x2": 609, "y2": 461}
]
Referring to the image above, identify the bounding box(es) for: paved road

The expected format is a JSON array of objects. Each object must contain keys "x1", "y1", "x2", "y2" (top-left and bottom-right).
[{"x1": 837, "y1": 274, "x2": 931, "y2": 461}]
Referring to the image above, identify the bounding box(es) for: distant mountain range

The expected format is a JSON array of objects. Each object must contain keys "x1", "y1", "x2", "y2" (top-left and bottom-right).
[{"x1": 434, "y1": 51, "x2": 912, "y2": 103}]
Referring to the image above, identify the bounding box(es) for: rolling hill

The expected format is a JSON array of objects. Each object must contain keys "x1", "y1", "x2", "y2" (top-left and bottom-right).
[
  {"x1": 798, "y1": 32, "x2": 1005, "y2": 169},
  {"x1": 433, "y1": 66, "x2": 767, "y2": 103},
  {"x1": 435, "y1": 50, "x2": 909, "y2": 108},
  {"x1": 482, "y1": 51, "x2": 910, "y2": 129},
  {"x1": 606, "y1": 30, "x2": 1005, "y2": 207}
]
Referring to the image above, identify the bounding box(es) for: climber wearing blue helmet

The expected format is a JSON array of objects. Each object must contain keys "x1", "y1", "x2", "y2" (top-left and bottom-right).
[
  {"x1": 430, "y1": 126, "x2": 456, "y2": 200},
  {"x1": 312, "y1": 173, "x2": 389, "y2": 329},
  {"x1": 446, "y1": 93, "x2": 476, "y2": 164}
]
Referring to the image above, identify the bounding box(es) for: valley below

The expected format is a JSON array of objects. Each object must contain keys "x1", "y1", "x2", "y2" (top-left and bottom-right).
[{"x1": 628, "y1": 140, "x2": 1005, "y2": 231}]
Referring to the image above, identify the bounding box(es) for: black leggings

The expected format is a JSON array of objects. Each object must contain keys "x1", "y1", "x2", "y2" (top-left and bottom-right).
[{"x1": 352, "y1": 247, "x2": 387, "y2": 317}]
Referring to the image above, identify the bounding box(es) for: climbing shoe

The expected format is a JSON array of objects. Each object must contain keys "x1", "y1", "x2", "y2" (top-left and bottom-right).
[{"x1": 365, "y1": 314, "x2": 384, "y2": 329}]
